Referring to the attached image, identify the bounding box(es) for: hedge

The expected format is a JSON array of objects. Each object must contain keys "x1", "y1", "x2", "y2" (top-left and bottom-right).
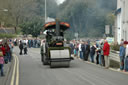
[
  {"x1": 111, "y1": 43, "x2": 120, "y2": 51},
  {"x1": 0, "y1": 33, "x2": 16, "y2": 38}
]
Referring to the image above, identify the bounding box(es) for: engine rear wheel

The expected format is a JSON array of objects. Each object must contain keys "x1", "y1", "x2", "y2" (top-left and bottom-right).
[
  {"x1": 41, "y1": 54, "x2": 44, "y2": 62},
  {"x1": 43, "y1": 55, "x2": 49, "y2": 65}
]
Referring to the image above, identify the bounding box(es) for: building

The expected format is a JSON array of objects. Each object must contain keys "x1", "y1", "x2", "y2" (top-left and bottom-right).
[{"x1": 115, "y1": 0, "x2": 128, "y2": 44}]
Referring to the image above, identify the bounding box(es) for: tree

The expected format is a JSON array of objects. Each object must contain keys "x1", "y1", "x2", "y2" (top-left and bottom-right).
[
  {"x1": 0, "y1": 0, "x2": 58, "y2": 27},
  {"x1": 20, "y1": 20, "x2": 43, "y2": 37}
]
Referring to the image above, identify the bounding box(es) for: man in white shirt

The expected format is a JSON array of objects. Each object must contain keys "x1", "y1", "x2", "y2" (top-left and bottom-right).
[
  {"x1": 124, "y1": 41, "x2": 128, "y2": 71},
  {"x1": 125, "y1": 44, "x2": 128, "y2": 57},
  {"x1": 79, "y1": 41, "x2": 83, "y2": 59}
]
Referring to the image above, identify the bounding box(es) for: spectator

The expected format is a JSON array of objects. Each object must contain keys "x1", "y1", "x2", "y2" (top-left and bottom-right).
[
  {"x1": 24, "y1": 43, "x2": 28, "y2": 55},
  {"x1": 37, "y1": 39, "x2": 41, "y2": 48},
  {"x1": 31, "y1": 39, "x2": 33, "y2": 48},
  {"x1": 14, "y1": 38, "x2": 17, "y2": 46},
  {"x1": 90, "y1": 43, "x2": 97, "y2": 63},
  {"x1": 81, "y1": 41, "x2": 86, "y2": 60},
  {"x1": 79, "y1": 42, "x2": 83, "y2": 59},
  {"x1": 69, "y1": 41, "x2": 74, "y2": 54},
  {"x1": 87, "y1": 39, "x2": 90, "y2": 45},
  {"x1": 96, "y1": 46, "x2": 100, "y2": 64},
  {"x1": 103, "y1": 40, "x2": 110, "y2": 69},
  {"x1": 9, "y1": 42, "x2": 14, "y2": 62},
  {"x1": 0, "y1": 43, "x2": 5, "y2": 57},
  {"x1": 100, "y1": 42, "x2": 105, "y2": 66},
  {"x1": 0, "y1": 51, "x2": 5, "y2": 76},
  {"x1": 74, "y1": 43, "x2": 79, "y2": 57},
  {"x1": 119, "y1": 43, "x2": 125, "y2": 71},
  {"x1": 19, "y1": 41, "x2": 24, "y2": 55},
  {"x1": 74, "y1": 43, "x2": 77, "y2": 57},
  {"x1": 84, "y1": 42, "x2": 90, "y2": 61},
  {"x1": 0, "y1": 43, "x2": 8, "y2": 64},
  {"x1": 124, "y1": 41, "x2": 128, "y2": 72},
  {"x1": 4, "y1": 43, "x2": 10, "y2": 62},
  {"x1": 28, "y1": 39, "x2": 31, "y2": 48},
  {"x1": 120, "y1": 39, "x2": 124, "y2": 45},
  {"x1": 34, "y1": 39, "x2": 37, "y2": 48}
]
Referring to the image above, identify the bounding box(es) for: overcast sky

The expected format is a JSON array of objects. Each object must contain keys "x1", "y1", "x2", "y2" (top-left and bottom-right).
[{"x1": 56, "y1": 0, "x2": 65, "y2": 5}]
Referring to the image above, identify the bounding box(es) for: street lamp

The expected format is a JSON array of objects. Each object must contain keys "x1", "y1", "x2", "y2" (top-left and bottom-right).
[{"x1": 0, "y1": 9, "x2": 8, "y2": 12}]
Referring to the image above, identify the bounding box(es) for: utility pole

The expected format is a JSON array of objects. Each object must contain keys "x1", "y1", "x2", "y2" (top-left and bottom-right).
[
  {"x1": 45, "y1": 0, "x2": 47, "y2": 23},
  {"x1": 0, "y1": 9, "x2": 8, "y2": 33}
]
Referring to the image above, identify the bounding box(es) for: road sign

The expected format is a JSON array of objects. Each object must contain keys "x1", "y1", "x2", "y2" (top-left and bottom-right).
[
  {"x1": 105, "y1": 25, "x2": 110, "y2": 34},
  {"x1": 74, "y1": 33, "x2": 78, "y2": 38},
  {"x1": 106, "y1": 37, "x2": 114, "y2": 44}
]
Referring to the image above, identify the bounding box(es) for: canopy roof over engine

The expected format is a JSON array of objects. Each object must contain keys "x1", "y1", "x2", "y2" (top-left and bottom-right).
[{"x1": 43, "y1": 21, "x2": 70, "y2": 31}]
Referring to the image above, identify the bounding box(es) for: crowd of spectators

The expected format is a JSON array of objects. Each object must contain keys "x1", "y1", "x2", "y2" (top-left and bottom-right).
[
  {"x1": 69, "y1": 39, "x2": 111, "y2": 69},
  {"x1": 69, "y1": 39, "x2": 128, "y2": 71},
  {"x1": 17, "y1": 38, "x2": 41, "y2": 55},
  {"x1": 0, "y1": 39, "x2": 14, "y2": 77},
  {"x1": 13, "y1": 38, "x2": 41, "y2": 48},
  {"x1": 0, "y1": 38, "x2": 42, "y2": 77}
]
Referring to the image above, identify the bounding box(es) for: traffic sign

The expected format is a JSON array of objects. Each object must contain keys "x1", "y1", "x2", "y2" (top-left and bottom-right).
[{"x1": 105, "y1": 25, "x2": 110, "y2": 34}]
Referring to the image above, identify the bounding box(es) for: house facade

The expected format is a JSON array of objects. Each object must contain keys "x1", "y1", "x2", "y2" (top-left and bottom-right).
[{"x1": 115, "y1": 0, "x2": 128, "y2": 44}]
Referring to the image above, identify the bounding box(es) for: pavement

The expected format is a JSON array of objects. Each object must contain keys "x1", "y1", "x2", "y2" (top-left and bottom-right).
[{"x1": 0, "y1": 61, "x2": 13, "y2": 85}]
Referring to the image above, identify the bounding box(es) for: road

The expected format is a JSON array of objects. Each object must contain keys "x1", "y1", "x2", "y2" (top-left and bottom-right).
[{"x1": 13, "y1": 47, "x2": 128, "y2": 85}]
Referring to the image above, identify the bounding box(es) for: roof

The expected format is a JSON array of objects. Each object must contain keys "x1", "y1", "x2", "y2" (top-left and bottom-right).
[{"x1": 43, "y1": 21, "x2": 70, "y2": 31}]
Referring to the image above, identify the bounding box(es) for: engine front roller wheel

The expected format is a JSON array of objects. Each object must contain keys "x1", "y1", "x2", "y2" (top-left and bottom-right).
[{"x1": 50, "y1": 61, "x2": 70, "y2": 68}]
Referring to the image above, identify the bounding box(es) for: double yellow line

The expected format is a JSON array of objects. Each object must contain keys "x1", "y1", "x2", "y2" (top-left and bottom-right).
[{"x1": 10, "y1": 54, "x2": 19, "y2": 85}]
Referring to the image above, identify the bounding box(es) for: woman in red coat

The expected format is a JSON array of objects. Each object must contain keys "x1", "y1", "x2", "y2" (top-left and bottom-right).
[
  {"x1": 103, "y1": 40, "x2": 110, "y2": 69},
  {"x1": 4, "y1": 43, "x2": 10, "y2": 62},
  {"x1": 0, "y1": 44, "x2": 6, "y2": 56}
]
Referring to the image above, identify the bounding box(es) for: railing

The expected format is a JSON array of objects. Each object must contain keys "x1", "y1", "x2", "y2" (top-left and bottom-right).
[
  {"x1": 109, "y1": 50, "x2": 120, "y2": 68},
  {"x1": 109, "y1": 50, "x2": 120, "y2": 62}
]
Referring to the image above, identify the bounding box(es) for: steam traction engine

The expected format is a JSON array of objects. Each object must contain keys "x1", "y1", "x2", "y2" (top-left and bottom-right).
[{"x1": 40, "y1": 20, "x2": 73, "y2": 68}]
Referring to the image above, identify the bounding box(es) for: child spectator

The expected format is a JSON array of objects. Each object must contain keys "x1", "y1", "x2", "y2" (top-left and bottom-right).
[{"x1": 0, "y1": 51, "x2": 5, "y2": 76}]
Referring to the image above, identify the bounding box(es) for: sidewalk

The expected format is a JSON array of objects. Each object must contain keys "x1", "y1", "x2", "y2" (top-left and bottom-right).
[
  {"x1": 72, "y1": 55, "x2": 128, "y2": 74},
  {"x1": 0, "y1": 62, "x2": 12, "y2": 85}
]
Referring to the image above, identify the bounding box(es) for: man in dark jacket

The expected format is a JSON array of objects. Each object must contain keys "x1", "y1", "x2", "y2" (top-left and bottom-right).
[
  {"x1": 90, "y1": 44, "x2": 97, "y2": 63},
  {"x1": 81, "y1": 42, "x2": 86, "y2": 60},
  {"x1": 84, "y1": 42, "x2": 90, "y2": 61},
  {"x1": 19, "y1": 41, "x2": 23, "y2": 55}
]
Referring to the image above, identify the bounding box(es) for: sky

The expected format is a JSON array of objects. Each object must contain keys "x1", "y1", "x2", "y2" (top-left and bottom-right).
[{"x1": 56, "y1": 0, "x2": 65, "y2": 5}]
